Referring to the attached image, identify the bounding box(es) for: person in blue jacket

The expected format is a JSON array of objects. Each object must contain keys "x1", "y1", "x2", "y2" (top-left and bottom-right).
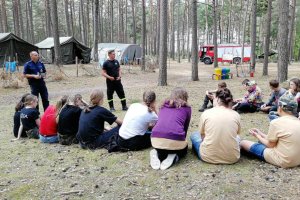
[{"x1": 23, "y1": 51, "x2": 49, "y2": 111}]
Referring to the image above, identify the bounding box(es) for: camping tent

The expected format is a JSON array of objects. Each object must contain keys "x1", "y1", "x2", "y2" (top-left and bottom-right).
[
  {"x1": 0, "y1": 32, "x2": 38, "y2": 66},
  {"x1": 35, "y1": 37, "x2": 91, "y2": 64},
  {"x1": 96, "y1": 43, "x2": 142, "y2": 66}
]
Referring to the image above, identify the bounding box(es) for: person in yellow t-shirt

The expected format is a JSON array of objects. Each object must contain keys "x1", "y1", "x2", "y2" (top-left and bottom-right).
[
  {"x1": 240, "y1": 94, "x2": 300, "y2": 168},
  {"x1": 190, "y1": 88, "x2": 241, "y2": 164}
]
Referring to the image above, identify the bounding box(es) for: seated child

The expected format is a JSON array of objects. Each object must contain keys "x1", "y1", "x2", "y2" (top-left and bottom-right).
[
  {"x1": 269, "y1": 78, "x2": 300, "y2": 121},
  {"x1": 233, "y1": 79, "x2": 263, "y2": 113},
  {"x1": 199, "y1": 82, "x2": 227, "y2": 112},
  {"x1": 14, "y1": 95, "x2": 40, "y2": 140},
  {"x1": 76, "y1": 89, "x2": 122, "y2": 150},
  {"x1": 117, "y1": 90, "x2": 158, "y2": 151},
  {"x1": 39, "y1": 96, "x2": 68, "y2": 143},
  {"x1": 260, "y1": 79, "x2": 286, "y2": 113},
  {"x1": 13, "y1": 93, "x2": 30, "y2": 138},
  {"x1": 190, "y1": 88, "x2": 241, "y2": 164},
  {"x1": 57, "y1": 94, "x2": 86, "y2": 145},
  {"x1": 150, "y1": 87, "x2": 191, "y2": 170},
  {"x1": 240, "y1": 94, "x2": 300, "y2": 168}
]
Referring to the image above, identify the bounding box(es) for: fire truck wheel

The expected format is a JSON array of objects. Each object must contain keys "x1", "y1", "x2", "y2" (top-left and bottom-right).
[
  {"x1": 204, "y1": 58, "x2": 212, "y2": 65},
  {"x1": 233, "y1": 57, "x2": 241, "y2": 64}
]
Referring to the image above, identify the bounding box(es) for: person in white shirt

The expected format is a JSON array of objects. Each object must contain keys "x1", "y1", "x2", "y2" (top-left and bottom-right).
[{"x1": 117, "y1": 91, "x2": 158, "y2": 151}]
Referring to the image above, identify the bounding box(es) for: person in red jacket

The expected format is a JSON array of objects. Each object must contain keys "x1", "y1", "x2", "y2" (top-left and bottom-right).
[{"x1": 39, "y1": 96, "x2": 68, "y2": 143}]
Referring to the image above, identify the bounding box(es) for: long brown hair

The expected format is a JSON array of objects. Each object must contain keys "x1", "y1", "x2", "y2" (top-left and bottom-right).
[
  {"x1": 24, "y1": 94, "x2": 38, "y2": 106},
  {"x1": 15, "y1": 93, "x2": 30, "y2": 111},
  {"x1": 143, "y1": 90, "x2": 156, "y2": 112},
  {"x1": 163, "y1": 87, "x2": 189, "y2": 108},
  {"x1": 84, "y1": 89, "x2": 104, "y2": 113}
]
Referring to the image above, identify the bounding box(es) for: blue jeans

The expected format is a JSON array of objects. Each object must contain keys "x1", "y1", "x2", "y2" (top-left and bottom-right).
[
  {"x1": 190, "y1": 132, "x2": 202, "y2": 159},
  {"x1": 39, "y1": 134, "x2": 59, "y2": 143},
  {"x1": 268, "y1": 111, "x2": 279, "y2": 121},
  {"x1": 249, "y1": 143, "x2": 266, "y2": 161}
]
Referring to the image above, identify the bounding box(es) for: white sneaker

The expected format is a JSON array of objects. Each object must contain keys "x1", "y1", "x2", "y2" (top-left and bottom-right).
[
  {"x1": 150, "y1": 149, "x2": 161, "y2": 170},
  {"x1": 160, "y1": 154, "x2": 178, "y2": 170}
]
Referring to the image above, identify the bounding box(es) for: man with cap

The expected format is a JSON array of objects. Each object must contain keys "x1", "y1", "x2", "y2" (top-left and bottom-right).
[
  {"x1": 23, "y1": 51, "x2": 49, "y2": 111},
  {"x1": 240, "y1": 94, "x2": 300, "y2": 168}
]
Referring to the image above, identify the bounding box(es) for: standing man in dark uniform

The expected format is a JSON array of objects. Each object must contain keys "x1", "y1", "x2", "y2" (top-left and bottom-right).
[
  {"x1": 102, "y1": 50, "x2": 128, "y2": 112},
  {"x1": 23, "y1": 51, "x2": 49, "y2": 111}
]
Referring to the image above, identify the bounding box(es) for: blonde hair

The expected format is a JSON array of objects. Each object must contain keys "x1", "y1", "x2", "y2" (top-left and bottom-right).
[
  {"x1": 143, "y1": 91, "x2": 156, "y2": 112},
  {"x1": 56, "y1": 95, "x2": 69, "y2": 113},
  {"x1": 24, "y1": 94, "x2": 38, "y2": 106},
  {"x1": 164, "y1": 87, "x2": 189, "y2": 108},
  {"x1": 84, "y1": 89, "x2": 104, "y2": 112}
]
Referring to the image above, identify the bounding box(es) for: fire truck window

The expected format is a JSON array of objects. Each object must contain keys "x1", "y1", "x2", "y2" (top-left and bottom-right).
[
  {"x1": 203, "y1": 48, "x2": 206, "y2": 52},
  {"x1": 209, "y1": 47, "x2": 214, "y2": 51}
]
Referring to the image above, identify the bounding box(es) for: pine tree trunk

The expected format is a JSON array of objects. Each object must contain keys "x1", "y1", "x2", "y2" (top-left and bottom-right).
[
  {"x1": 141, "y1": 0, "x2": 146, "y2": 71},
  {"x1": 70, "y1": 0, "x2": 74, "y2": 35},
  {"x1": 86, "y1": 0, "x2": 90, "y2": 46},
  {"x1": 250, "y1": 0, "x2": 257, "y2": 71},
  {"x1": 0, "y1": 0, "x2": 8, "y2": 32},
  {"x1": 191, "y1": 0, "x2": 199, "y2": 81},
  {"x1": 17, "y1": 0, "x2": 24, "y2": 38},
  {"x1": 262, "y1": 0, "x2": 272, "y2": 76},
  {"x1": 186, "y1": 0, "x2": 190, "y2": 62},
  {"x1": 156, "y1": 0, "x2": 160, "y2": 64},
  {"x1": 213, "y1": 0, "x2": 218, "y2": 68},
  {"x1": 158, "y1": 0, "x2": 168, "y2": 86},
  {"x1": 124, "y1": 0, "x2": 128, "y2": 43},
  {"x1": 93, "y1": 0, "x2": 99, "y2": 62},
  {"x1": 13, "y1": 0, "x2": 20, "y2": 36},
  {"x1": 170, "y1": 0, "x2": 175, "y2": 60},
  {"x1": 288, "y1": 0, "x2": 296, "y2": 63},
  {"x1": 277, "y1": 0, "x2": 289, "y2": 82},
  {"x1": 64, "y1": 0, "x2": 72, "y2": 36},
  {"x1": 177, "y1": 0, "x2": 180, "y2": 63},
  {"x1": 110, "y1": 0, "x2": 114, "y2": 42},
  {"x1": 45, "y1": 0, "x2": 52, "y2": 37},
  {"x1": 50, "y1": 0, "x2": 61, "y2": 65},
  {"x1": 131, "y1": 0, "x2": 136, "y2": 44}
]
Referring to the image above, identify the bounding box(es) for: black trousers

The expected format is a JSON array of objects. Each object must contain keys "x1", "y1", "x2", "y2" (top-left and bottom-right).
[
  {"x1": 156, "y1": 145, "x2": 188, "y2": 162},
  {"x1": 117, "y1": 134, "x2": 152, "y2": 151},
  {"x1": 30, "y1": 82, "x2": 49, "y2": 111},
  {"x1": 106, "y1": 79, "x2": 126, "y2": 108}
]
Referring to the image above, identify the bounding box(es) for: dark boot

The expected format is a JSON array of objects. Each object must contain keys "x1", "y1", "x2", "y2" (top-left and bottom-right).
[
  {"x1": 109, "y1": 101, "x2": 115, "y2": 112},
  {"x1": 121, "y1": 99, "x2": 128, "y2": 111},
  {"x1": 199, "y1": 95, "x2": 210, "y2": 112}
]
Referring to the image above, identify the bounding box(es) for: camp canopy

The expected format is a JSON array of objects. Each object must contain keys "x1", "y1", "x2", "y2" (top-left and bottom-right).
[
  {"x1": 0, "y1": 32, "x2": 38, "y2": 66},
  {"x1": 96, "y1": 43, "x2": 142, "y2": 66},
  {"x1": 35, "y1": 37, "x2": 91, "y2": 64}
]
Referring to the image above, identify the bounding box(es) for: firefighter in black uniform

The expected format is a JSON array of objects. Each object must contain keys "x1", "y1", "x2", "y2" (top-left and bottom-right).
[
  {"x1": 23, "y1": 51, "x2": 49, "y2": 111},
  {"x1": 102, "y1": 50, "x2": 128, "y2": 112}
]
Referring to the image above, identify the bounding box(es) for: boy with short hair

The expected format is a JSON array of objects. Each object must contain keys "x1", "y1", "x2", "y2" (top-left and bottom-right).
[
  {"x1": 260, "y1": 80, "x2": 286, "y2": 113},
  {"x1": 199, "y1": 82, "x2": 227, "y2": 112}
]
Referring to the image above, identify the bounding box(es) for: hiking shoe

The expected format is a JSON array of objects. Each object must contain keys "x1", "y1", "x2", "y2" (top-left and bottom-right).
[
  {"x1": 110, "y1": 107, "x2": 116, "y2": 112},
  {"x1": 122, "y1": 106, "x2": 128, "y2": 111},
  {"x1": 198, "y1": 107, "x2": 206, "y2": 112},
  {"x1": 207, "y1": 105, "x2": 213, "y2": 109},
  {"x1": 150, "y1": 149, "x2": 161, "y2": 170},
  {"x1": 160, "y1": 154, "x2": 178, "y2": 170}
]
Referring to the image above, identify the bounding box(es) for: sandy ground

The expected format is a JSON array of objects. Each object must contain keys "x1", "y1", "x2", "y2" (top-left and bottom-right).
[{"x1": 0, "y1": 60, "x2": 300, "y2": 199}]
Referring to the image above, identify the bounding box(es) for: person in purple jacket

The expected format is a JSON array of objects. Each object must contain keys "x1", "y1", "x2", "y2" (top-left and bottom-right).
[{"x1": 150, "y1": 87, "x2": 191, "y2": 170}]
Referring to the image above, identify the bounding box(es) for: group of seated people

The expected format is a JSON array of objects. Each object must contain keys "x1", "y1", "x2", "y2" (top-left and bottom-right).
[{"x1": 12, "y1": 77, "x2": 300, "y2": 170}]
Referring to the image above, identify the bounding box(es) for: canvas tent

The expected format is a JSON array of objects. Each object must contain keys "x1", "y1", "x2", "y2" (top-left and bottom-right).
[
  {"x1": 35, "y1": 37, "x2": 91, "y2": 64},
  {"x1": 0, "y1": 32, "x2": 38, "y2": 66},
  {"x1": 96, "y1": 43, "x2": 142, "y2": 66}
]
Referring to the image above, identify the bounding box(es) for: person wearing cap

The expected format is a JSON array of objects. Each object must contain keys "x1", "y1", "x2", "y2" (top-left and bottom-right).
[
  {"x1": 240, "y1": 95, "x2": 300, "y2": 168},
  {"x1": 23, "y1": 51, "x2": 49, "y2": 111},
  {"x1": 102, "y1": 50, "x2": 128, "y2": 112},
  {"x1": 232, "y1": 79, "x2": 263, "y2": 113}
]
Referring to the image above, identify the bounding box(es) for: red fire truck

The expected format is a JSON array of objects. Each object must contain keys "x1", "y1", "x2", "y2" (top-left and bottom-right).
[{"x1": 198, "y1": 44, "x2": 251, "y2": 65}]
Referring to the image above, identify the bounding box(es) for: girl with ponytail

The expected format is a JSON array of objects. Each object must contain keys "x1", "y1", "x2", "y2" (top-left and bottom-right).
[
  {"x1": 117, "y1": 90, "x2": 158, "y2": 151},
  {"x1": 76, "y1": 89, "x2": 122, "y2": 150}
]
